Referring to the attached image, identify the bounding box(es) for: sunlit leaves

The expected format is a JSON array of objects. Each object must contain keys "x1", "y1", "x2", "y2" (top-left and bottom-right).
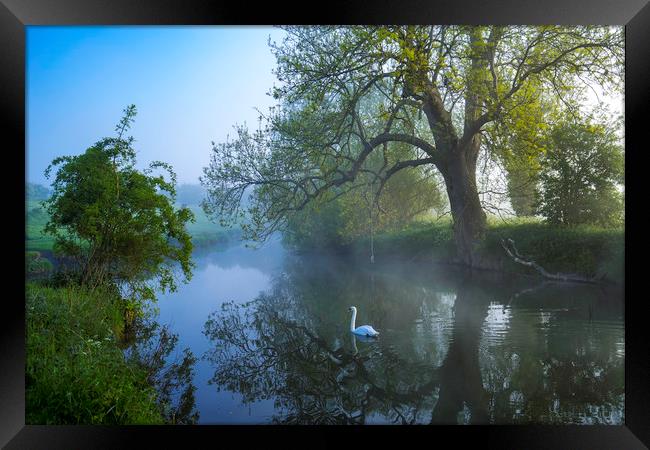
[{"x1": 202, "y1": 26, "x2": 624, "y2": 243}]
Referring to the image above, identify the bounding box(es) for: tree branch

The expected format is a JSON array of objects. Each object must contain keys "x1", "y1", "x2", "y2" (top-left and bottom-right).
[
  {"x1": 500, "y1": 238, "x2": 600, "y2": 283},
  {"x1": 375, "y1": 157, "x2": 437, "y2": 201}
]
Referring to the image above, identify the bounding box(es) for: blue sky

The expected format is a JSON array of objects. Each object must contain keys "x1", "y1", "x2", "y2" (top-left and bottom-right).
[{"x1": 27, "y1": 26, "x2": 286, "y2": 186}]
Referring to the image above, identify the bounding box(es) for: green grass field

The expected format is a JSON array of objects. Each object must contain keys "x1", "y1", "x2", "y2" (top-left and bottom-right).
[
  {"x1": 183, "y1": 204, "x2": 241, "y2": 247},
  {"x1": 25, "y1": 200, "x2": 240, "y2": 254},
  {"x1": 26, "y1": 200, "x2": 55, "y2": 252}
]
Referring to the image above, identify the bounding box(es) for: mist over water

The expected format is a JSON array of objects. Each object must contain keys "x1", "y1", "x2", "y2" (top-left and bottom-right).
[{"x1": 154, "y1": 243, "x2": 624, "y2": 424}]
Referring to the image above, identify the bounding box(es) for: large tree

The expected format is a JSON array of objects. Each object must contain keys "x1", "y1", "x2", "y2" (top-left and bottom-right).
[
  {"x1": 482, "y1": 79, "x2": 558, "y2": 217},
  {"x1": 202, "y1": 26, "x2": 623, "y2": 266}
]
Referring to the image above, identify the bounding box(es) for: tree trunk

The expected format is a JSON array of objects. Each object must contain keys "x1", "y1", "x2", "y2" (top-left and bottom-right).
[{"x1": 440, "y1": 143, "x2": 487, "y2": 267}]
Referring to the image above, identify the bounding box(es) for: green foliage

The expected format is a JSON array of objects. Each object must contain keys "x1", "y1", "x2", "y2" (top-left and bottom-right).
[
  {"x1": 507, "y1": 168, "x2": 538, "y2": 216},
  {"x1": 26, "y1": 283, "x2": 199, "y2": 424},
  {"x1": 484, "y1": 79, "x2": 555, "y2": 216},
  {"x1": 26, "y1": 283, "x2": 165, "y2": 424},
  {"x1": 369, "y1": 167, "x2": 445, "y2": 229},
  {"x1": 535, "y1": 115, "x2": 624, "y2": 227},
  {"x1": 202, "y1": 26, "x2": 623, "y2": 250},
  {"x1": 282, "y1": 163, "x2": 445, "y2": 251},
  {"x1": 43, "y1": 105, "x2": 194, "y2": 303},
  {"x1": 348, "y1": 216, "x2": 623, "y2": 283},
  {"x1": 352, "y1": 217, "x2": 456, "y2": 260},
  {"x1": 283, "y1": 193, "x2": 348, "y2": 250},
  {"x1": 482, "y1": 218, "x2": 623, "y2": 283},
  {"x1": 26, "y1": 251, "x2": 53, "y2": 274},
  {"x1": 337, "y1": 144, "x2": 446, "y2": 243},
  {"x1": 27, "y1": 199, "x2": 237, "y2": 253}
]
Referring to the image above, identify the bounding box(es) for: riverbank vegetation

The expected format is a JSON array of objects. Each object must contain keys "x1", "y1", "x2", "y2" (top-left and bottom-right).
[
  {"x1": 349, "y1": 217, "x2": 623, "y2": 284},
  {"x1": 199, "y1": 26, "x2": 623, "y2": 283},
  {"x1": 25, "y1": 26, "x2": 626, "y2": 425},
  {"x1": 25, "y1": 106, "x2": 199, "y2": 424},
  {"x1": 276, "y1": 107, "x2": 624, "y2": 282},
  {"x1": 26, "y1": 283, "x2": 164, "y2": 424},
  {"x1": 27, "y1": 191, "x2": 239, "y2": 256},
  {"x1": 26, "y1": 281, "x2": 199, "y2": 424}
]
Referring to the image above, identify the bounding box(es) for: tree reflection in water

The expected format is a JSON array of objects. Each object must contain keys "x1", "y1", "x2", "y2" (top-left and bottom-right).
[
  {"x1": 202, "y1": 255, "x2": 624, "y2": 424},
  {"x1": 125, "y1": 317, "x2": 200, "y2": 424},
  {"x1": 479, "y1": 282, "x2": 624, "y2": 424}
]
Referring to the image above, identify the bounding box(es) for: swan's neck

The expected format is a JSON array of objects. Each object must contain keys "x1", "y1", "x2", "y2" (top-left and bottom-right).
[{"x1": 350, "y1": 309, "x2": 357, "y2": 332}]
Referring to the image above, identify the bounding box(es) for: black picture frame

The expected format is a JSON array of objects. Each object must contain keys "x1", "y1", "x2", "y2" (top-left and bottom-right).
[{"x1": 3, "y1": 1, "x2": 649, "y2": 448}]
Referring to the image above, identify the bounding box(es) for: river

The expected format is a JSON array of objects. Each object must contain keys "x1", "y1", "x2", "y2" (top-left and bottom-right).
[{"x1": 152, "y1": 240, "x2": 624, "y2": 425}]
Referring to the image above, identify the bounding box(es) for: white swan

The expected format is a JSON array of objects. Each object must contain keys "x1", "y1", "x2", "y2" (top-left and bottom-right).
[{"x1": 348, "y1": 306, "x2": 379, "y2": 337}]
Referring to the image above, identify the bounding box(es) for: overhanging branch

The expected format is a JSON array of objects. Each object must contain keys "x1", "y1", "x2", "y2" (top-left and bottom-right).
[{"x1": 500, "y1": 238, "x2": 600, "y2": 284}]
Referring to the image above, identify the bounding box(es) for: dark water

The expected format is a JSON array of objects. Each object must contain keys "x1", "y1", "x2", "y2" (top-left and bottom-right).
[{"x1": 154, "y1": 242, "x2": 624, "y2": 425}]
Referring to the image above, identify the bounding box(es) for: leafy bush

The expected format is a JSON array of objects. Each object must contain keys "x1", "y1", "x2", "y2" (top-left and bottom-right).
[
  {"x1": 43, "y1": 105, "x2": 194, "y2": 302},
  {"x1": 535, "y1": 117, "x2": 624, "y2": 227},
  {"x1": 26, "y1": 251, "x2": 53, "y2": 274}
]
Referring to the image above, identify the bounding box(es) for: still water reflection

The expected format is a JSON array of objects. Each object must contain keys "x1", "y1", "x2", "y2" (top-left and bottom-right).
[{"x1": 156, "y1": 243, "x2": 624, "y2": 424}]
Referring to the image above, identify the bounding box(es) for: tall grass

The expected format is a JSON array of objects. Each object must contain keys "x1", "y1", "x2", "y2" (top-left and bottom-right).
[{"x1": 26, "y1": 283, "x2": 165, "y2": 424}]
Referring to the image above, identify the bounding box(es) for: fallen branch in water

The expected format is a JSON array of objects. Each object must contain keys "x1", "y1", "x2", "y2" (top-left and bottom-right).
[
  {"x1": 500, "y1": 238, "x2": 601, "y2": 284},
  {"x1": 506, "y1": 280, "x2": 551, "y2": 306}
]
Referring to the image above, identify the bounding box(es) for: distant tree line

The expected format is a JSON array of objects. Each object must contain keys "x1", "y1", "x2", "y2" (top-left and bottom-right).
[{"x1": 26, "y1": 182, "x2": 51, "y2": 201}]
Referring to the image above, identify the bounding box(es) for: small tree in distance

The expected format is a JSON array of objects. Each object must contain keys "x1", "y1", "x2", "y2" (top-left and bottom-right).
[
  {"x1": 535, "y1": 114, "x2": 624, "y2": 227},
  {"x1": 44, "y1": 105, "x2": 195, "y2": 304}
]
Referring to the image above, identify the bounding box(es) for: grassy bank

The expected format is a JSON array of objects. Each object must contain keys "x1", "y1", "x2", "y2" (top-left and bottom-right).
[
  {"x1": 27, "y1": 201, "x2": 239, "y2": 254},
  {"x1": 182, "y1": 204, "x2": 241, "y2": 248},
  {"x1": 26, "y1": 283, "x2": 165, "y2": 424},
  {"x1": 26, "y1": 200, "x2": 55, "y2": 252},
  {"x1": 351, "y1": 217, "x2": 624, "y2": 284}
]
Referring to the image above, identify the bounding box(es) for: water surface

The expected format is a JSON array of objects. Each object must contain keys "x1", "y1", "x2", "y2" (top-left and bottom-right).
[{"x1": 155, "y1": 243, "x2": 624, "y2": 425}]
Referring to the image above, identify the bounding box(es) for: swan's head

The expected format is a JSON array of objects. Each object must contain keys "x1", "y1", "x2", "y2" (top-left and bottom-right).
[{"x1": 348, "y1": 306, "x2": 357, "y2": 313}]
